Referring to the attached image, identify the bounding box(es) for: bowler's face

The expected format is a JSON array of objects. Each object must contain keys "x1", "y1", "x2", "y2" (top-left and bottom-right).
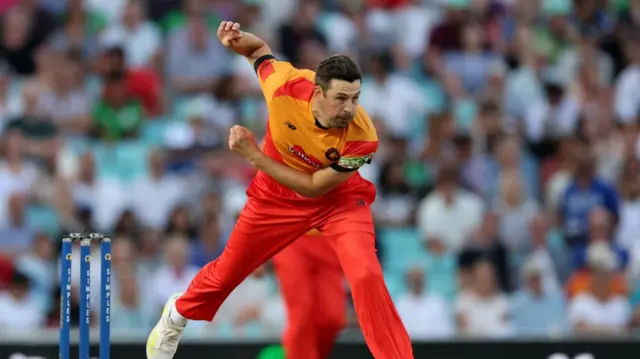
[{"x1": 321, "y1": 79, "x2": 361, "y2": 129}]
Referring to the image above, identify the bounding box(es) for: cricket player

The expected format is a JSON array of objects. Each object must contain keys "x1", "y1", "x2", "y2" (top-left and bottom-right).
[
  {"x1": 146, "y1": 21, "x2": 413, "y2": 359},
  {"x1": 272, "y1": 230, "x2": 346, "y2": 359}
]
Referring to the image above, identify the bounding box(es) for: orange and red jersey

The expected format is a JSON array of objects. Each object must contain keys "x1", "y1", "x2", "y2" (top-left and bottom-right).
[{"x1": 247, "y1": 55, "x2": 378, "y2": 203}]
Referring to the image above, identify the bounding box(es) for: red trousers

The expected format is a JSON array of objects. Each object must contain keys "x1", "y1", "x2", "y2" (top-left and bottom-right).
[
  {"x1": 272, "y1": 233, "x2": 345, "y2": 359},
  {"x1": 175, "y1": 196, "x2": 413, "y2": 359}
]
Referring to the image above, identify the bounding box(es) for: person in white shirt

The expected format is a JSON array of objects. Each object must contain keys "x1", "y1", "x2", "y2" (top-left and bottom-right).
[
  {"x1": 69, "y1": 151, "x2": 129, "y2": 231},
  {"x1": 613, "y1": 37, "x2": 640, "y2": 124},
  {"x1": 212, "y1": 265, "x2": 285, "y2": 336},
  {"x1": 396, "y1": 266, "x2": 454, "y2": 339},
  {"x1": 416, "y1": 165, "x2": 484, "y2": 253},
  {"x1": 524, "y1": 213, "x2": 563, "y2": 294},
  {"x1": 130, "y1": 150, "x2": 187, "y2": 230},
  {"x1": 0, "y1": 271, "x2": 44, "y2": 331},
  {"x1": 359, "y1": 51, "x2": 429, "y2": 138},
  {"x1": 568, "y1": 242, "x2": 632, "y2": 336},
  {"x1": 455, "y1": 259, "x2": 513, "y2": 338},
  {"x1": 99, "y1": 0, "x2": 161, "y2": 69},
  {"x1": 615, "y1": 158, "x2": 640, "y2": 252},
  {"x1": 149, "y1": 236, "x2": 200, "y2": 316}
]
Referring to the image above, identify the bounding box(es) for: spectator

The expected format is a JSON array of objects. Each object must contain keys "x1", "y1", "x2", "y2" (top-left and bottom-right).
[
  {"x1": 613, "y1": 36, "x2": 640, "y2": 124},
  {"x1": 157, "y1": 0, "x2": 222, "y2": 35},
  {"x1": 485, "y1": 135, "x2": 539, "y2": 201},
  {"x1": 542, "y1": 136, "x2": 580, "y2": 213},
  {"x1": 0, "y1": 63, "x2": 23, "y2": 129},
  {"x1": 396, "y1": 266, "x2": 454, "y2": 339},
  {"x1": 111, "y1": 266, "x2": 151, "y2": 329},
  {"x1": 0, "y1": 6, "x2": 52, "y2": 75},
  {"x1": 568, "y1": 242, "x2": 632, "y2": 336},
  {"x1": 556, "y1": 24, "x2": 614, "y2": 89},
  {"x1": 213, "y1": 265, "x2": 282, "y2": 336},
  {"x1": 4, "y1": 91, "x2": 59, "y2": 161},
  {"x1": 0, "y1": 131, "x2": 39, "y2": 214},
  {"x1": 452, "y1": 132, "x2": 484, "y2": 194},
  {"x1": 110, "y1": 237, "x2": 153, "y2": 329},
  {"x1": 165, "y1": 9, "x2": 230, "y2": 96},
  {"x1": 372, "y1": 161, "x2": 416, "y2": 227},
  {"x1": 317, "y1": 0, "x2": 359, "y2": 55},
  {"x1": 100, "y1": 0, "x2": 162, "y2": 70},
  {"x1": 113, "y1": 209, "x2": 141, "y2": 238},
  {"x1": 525, "y1": 75, "x2": 580, "y2": 148},
  {"x1": 149, "y1": 235, "x2": 199, "y2": 315},
  {"x1": 277, "y1": 0, "x2": 326, "y2": 66},
  {"x1": 16, "y1": 43, "x2": 55, "y2": 104},
  {"x1": 455, "y1": 259, "x2": 512, "y2": 338},
  {"x1": 48, "y1": 0, "x2": 102, "y2": 59},
  {"x1": 504, "y1": 26, "x2": 546, "y2": 139},
  {"x1": 533, "y1": 0, "x2": 574, "y2": 63},
  {"x1": 392, "y1": 0, "x2": 440, "y2": 58},
  {"x1": 510, "y1": 259, "x2": 568, "y2": 337},
  {"x1": 191, "y1": 216, "x2": 225, "y2": 268},
  {"x1": 459, "y1": 212, "x2": 510, "y2": 292},
  {"x1": 69, "y1": 150, "x2": 128, "y2": 231},
  {"x1": 0, "y1": 194, "x2": 36, "y2": 255},
  {"x1": 620, "y1": 159, "x2": 640, "y2": 280},
  {"x1": 164, "y1": 205, "x2": 198, "y2": 240},
  {"x1": 525, "y1": 213, "x2": 564, "y2": 294},
  {"x1": 130, "y1": 150, "x2": 187, "y2": 229},
  {"x1": 571, "y1": 207, "x2": 629, "y2": 271},
  {"x1": 566, "y1": 237, "x2": 628, "y2": 300},
  {"x1": 416, "y1": 165, "x2": 484, "y2": 254},
  {"x1": 492, "y1": 170, "x2": 539, "y2": 253},
  {"x1": 359, "y1": 50, "x2": 428, "y2": 138},
  {"x1": 428, "y1": 0, "x2": 466, "y2": 53},
  {"x1": 0, "y1": 270, "x2": 43, "y2": 331},
  {"x1": 444, "y1": 20, "x2": 504, "y2": 96},
  {"x1": 558, "y1": 148, "x2": 620, "y2": 248},
  {"x1": 35, "y1": 50, "x2": 91, "y2": 135},
  {"x1": 91, "y1": 68, "x2": 145, "y2": 141},
  {"x1": 14, "y1": 232, "x2": 55, "y2": 307},
  {"x1": 96, "y1": 46, "x2": 162, "y2": 116}
]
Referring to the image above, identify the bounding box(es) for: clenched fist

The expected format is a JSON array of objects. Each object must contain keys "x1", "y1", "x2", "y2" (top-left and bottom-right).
[
  {"x1": 217, "y1": 21, "x2": 243, "y2": 47},
  {"x1": 229, "y1": 125, "x2": 261, "y2": 162}
]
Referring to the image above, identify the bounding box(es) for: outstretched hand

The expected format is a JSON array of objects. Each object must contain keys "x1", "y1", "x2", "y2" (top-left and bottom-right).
[
  {"x1": 229, "y1": 125, "x2": 262, "y2": 163},
  {"x1": 217, "y1": 21, "x2": 243, "y2": 47}
]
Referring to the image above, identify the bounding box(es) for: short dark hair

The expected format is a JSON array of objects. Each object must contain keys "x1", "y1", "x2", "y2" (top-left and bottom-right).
[
  {"x1": 11, "y1": 270, "x2": 30, "y2": 289},
  {"x1": 104, "y1": 46, "x2": 125, "y2": 60},
  {"x1": 315, "y1": 55, "x2": 361, "y2": 92}
]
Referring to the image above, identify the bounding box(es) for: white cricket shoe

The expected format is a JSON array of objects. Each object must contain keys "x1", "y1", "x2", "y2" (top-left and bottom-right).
[{"x1": 146, "y1": 293, "x2": 187, "y2": 359}]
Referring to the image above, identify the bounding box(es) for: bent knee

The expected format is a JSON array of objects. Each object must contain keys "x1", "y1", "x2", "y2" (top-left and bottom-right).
[{"x1": 349, "y1": 264, "x2": 384, "y2": 290}]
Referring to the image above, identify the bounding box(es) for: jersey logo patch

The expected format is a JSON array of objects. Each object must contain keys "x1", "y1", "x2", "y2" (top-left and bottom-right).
[
  {"x1": 288, "y1": 145, "x2": 322, "y2": 168},
  {"x1": 337, "y1": 153, "x2": 374, "y2": 169},
  {"x1": 325, "y1": 148, "x2": 340, "y2": 161}
]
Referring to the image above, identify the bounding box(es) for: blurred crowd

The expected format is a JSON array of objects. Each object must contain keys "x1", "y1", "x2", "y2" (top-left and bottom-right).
[{"x1": 0, "y1": 0, "x2": 639, "y2": 341}]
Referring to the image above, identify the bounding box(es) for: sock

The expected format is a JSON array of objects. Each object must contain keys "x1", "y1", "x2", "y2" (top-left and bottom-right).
[{"x1": 169, "y1": 303, "x2": 187, "y2": 327}]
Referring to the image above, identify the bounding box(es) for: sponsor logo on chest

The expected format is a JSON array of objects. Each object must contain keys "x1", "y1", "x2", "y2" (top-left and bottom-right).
[{"x1": 288, "y1": 145, "x2": 323, "y2": 168}]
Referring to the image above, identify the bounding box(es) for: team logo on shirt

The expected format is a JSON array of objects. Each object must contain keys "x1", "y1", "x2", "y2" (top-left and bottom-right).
[
  {"x1": 288, "y1": 145, "x2": 322, "y2": 168},
  {"x1": 325, "y1": 148, "x2": 340, "y2": 161}
]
